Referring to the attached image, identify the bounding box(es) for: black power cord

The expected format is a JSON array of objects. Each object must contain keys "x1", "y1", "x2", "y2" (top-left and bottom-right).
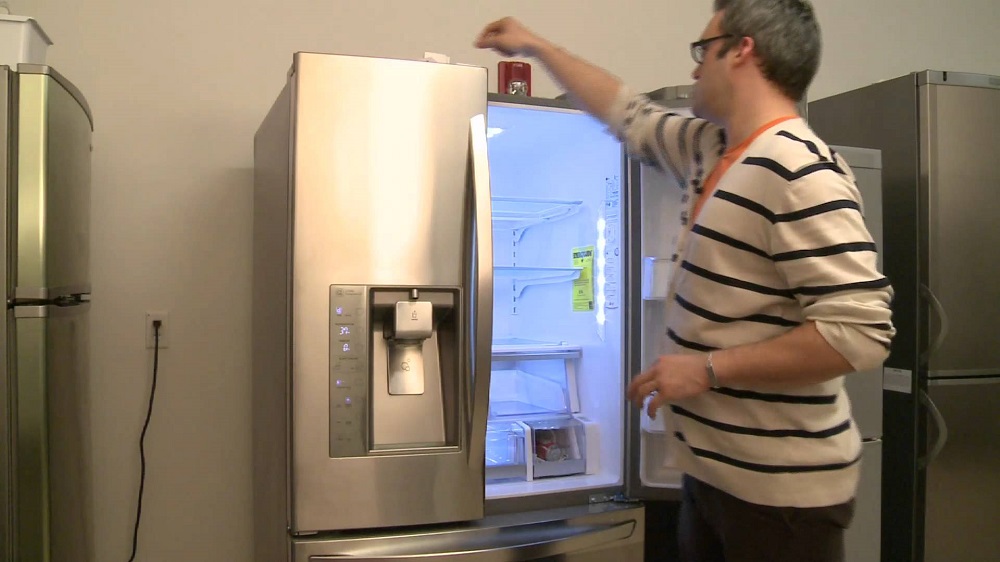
[{"x1": 128, "y1": 320, "x2": 161, "y2": 562}]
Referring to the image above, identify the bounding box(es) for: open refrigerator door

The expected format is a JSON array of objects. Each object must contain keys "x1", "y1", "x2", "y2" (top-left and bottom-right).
[{"x1": 623, "y1": 88, "x2": 696, "y2": 500}]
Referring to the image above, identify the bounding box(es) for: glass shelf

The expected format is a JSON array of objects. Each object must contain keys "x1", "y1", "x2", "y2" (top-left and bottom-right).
[
  {"x1": 492, "y1": 197, "x2": 584, "y2": 240},
  {"x1": 492, "y1": 338, "x2": 582, "y2": 361},
  {"x1": 495, "y1": 266, "x2": 581, "y2": 299}
]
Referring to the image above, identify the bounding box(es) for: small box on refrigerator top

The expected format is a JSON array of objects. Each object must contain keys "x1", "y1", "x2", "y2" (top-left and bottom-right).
[{"x1": 0, "y1": 15, "x2": 52, "y2": 68}]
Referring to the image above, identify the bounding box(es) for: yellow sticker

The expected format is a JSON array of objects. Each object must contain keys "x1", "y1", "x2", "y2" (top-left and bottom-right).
[{"x1": 572, "y1": 245, "x2": 595, "y2": 312}]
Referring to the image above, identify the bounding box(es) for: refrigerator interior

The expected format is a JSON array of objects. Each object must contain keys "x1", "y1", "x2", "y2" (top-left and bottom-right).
[{"x1": 484, "y1": 101, "x2": 625, "y2": 499}]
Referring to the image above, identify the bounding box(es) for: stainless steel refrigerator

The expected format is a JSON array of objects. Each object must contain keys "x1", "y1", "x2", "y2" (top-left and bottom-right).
[
  {"x1": 1, "y1": 64, "x2": 94, "y2": 562},
  {"x1": 810, "y1": 70, "x2": 1000, "y2": 562},
  {"x1": 252, "y1": 54, "x2": 886, "y2": 561}
]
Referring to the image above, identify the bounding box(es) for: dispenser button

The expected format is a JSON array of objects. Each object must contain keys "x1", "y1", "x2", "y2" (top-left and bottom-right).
[
  {"x1": 394, "y1": 301, "x2": 434, "y2": 340},
  {"x1": 332, "y1": 305, "x2": 354, "y2": 319}
]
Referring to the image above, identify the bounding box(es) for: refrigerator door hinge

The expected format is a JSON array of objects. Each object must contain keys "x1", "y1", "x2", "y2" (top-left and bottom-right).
[{"x1": 589, "y1": 492, "x2": 638, "y2": 505}]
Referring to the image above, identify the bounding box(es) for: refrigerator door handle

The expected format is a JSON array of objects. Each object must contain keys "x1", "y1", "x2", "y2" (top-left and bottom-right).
[
  {"x1": 919, "y1": 284, "x2": 949, "y2": 364},
  {"x1": 918, "y1": 389, "x2": 949, "y2": 469},
  {"x1": 466, "y1": 113, "x2": 494, "y2": 467},
  {"x1": 310, "y1": 520, "x2": 636, "y2": 561}
]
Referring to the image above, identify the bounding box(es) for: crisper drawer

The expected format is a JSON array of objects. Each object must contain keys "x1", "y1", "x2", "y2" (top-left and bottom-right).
[
  {"x1": 485, "y1": 415, "x2": 599, "y2": 484},
  {"x1": 293, "y1": 502, "x2": 644, "y2": 562}
]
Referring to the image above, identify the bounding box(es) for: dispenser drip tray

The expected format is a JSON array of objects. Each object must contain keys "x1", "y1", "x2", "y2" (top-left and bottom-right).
[{"x1": 388, "y1": 342, "x2": 425, "y2": 395}]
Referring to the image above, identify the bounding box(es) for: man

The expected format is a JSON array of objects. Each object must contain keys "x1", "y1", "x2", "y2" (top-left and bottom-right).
[{"x1": 475, "y1": 2, "x2": 895, "y2": 561}]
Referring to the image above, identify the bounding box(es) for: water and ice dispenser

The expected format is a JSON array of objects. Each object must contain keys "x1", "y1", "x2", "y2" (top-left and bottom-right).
[{"x1": 330, "y1": 285, "x2": 463, "y2": 456}]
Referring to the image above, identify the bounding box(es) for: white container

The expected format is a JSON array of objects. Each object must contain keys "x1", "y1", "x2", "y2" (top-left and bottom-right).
[
  {"x1": 641, "y1": 256, "x2": 673, "y2": 300},
  {"x1": 0, "y1": 15, "x2": 52, "y2": 68}
]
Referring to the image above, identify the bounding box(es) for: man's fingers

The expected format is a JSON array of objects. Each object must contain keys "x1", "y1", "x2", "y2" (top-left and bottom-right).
[
  {"x1": 626, "y1": 369, "x2": 653, "y2": 401},
  {"x1": 646, "y1": 391, "x2": 668, "y2": 420}
]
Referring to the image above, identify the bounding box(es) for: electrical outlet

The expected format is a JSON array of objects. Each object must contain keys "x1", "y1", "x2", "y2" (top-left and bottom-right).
[{"x1": 146, "y1": 311, "x2": 170, "y2": 349}]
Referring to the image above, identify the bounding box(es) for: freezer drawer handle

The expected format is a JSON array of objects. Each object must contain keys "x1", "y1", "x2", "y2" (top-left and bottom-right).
[
  {"x1": 310, "y1": 520, "x2": 636, "y2": 561},
  {"x1": 919, "y1": 284, "x2": 949, "y2": 364},
  {"x1": 918, "y1": 390, "x2": 949, "y2": 469}
]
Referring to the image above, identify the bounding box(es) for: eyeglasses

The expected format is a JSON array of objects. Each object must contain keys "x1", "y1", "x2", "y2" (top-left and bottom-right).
[{"x1": 690, "y1": 34, "x2": 734, "y2": 64}]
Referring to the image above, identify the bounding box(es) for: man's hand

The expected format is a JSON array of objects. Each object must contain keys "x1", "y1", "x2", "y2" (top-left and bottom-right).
[
  {"x1": 474, "y1": 17, "x2": 546, "y2": 58},
  {"x1": 627, "y1": 354, "x2": 711, "y2": 419}
]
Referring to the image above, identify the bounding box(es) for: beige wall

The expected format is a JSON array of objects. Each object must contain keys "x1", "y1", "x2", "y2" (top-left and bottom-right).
[{"x1": 9, "y1": 0, "x2": 1000, "y2": 560}]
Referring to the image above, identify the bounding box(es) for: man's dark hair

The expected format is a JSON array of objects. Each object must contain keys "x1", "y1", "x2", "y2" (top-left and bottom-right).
[{"x1": 713, "y1": 0, "x2": 821, "y2": 101}]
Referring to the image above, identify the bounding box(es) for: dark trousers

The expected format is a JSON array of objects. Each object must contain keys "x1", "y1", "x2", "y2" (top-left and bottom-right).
[{"x1": 679, "y1": 475, "x2": 855, "y2": 562}]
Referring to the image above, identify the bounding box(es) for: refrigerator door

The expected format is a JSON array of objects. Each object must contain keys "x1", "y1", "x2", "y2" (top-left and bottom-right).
[
  {"x1": 1, "y1": 66, "x2": 13, "y2": 561},
  {"x1": 830, "y1": 146, "x2": 884, "y2": 441},
  {"x1": 923, "y1": 377, "x2": 1000, "y2": 562},
  {"x1": 624, "y1": 159, "x2": 685, "y2": 500},
  {"x1": 12, "y1": 66, "x2": 92, "y2": 302},
  {"x1": 0, "y1": 310, "x2": 11, "y2": 562},
  {"x1": 921, "y1": 77, "x2": 1000, "y2": 377},
  {"x1": 292, "y1": 502, "x2": 643, "y2": 562},
  {"x1": 12, "y1": 302, "x2": 93, "y2": 562},
  {"x1": 624, "y1": 90, "x2": 693, "y2": 500},
  {"x1": 844, "y1": 440, "x2": 881, "y2": 562},
  {"x1": 282, "y1": 54, "x2": 489, "y2": 533}
]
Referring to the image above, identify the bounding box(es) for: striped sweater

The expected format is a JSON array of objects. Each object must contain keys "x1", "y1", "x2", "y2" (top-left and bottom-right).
[{"x1": 609, "y1": 87, "x2": 895, "y2": 508}]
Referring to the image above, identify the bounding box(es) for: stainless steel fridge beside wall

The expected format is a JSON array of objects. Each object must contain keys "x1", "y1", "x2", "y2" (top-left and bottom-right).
[
  {"x1": 1, "y1": 64, "x2": 94, "y2": 562},
  {"x1": 810, "y1": 70, "x2": 1000, "y2": 562},
  {"x1": 252, "y1": 53, "x2": 645, "y2": 562}
]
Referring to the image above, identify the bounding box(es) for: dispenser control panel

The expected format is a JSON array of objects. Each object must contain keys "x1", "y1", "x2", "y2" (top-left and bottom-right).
[{"x1": 329, "y1": 285, "x2": 368, "y2": 457}]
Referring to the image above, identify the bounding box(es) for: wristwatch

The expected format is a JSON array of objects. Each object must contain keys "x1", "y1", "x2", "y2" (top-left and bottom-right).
[{"x1": 706, "y1": 353, "x2": 720, "y2": 388}]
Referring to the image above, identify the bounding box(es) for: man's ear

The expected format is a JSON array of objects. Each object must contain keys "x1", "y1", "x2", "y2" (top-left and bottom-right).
[{"x1": 731, "y1": 36, "x2": 756, "y2": 67}]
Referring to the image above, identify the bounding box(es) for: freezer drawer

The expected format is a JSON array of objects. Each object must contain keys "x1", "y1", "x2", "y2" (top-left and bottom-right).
[
  {"x1": 13, "y1": 303, "x2": 93, "y2": 562},
  {"x1": 844, "y1": 440, "x2": 881, "y2": 562},
  {"x1": 291, "y1": 502, "x2": 644, "y2": 562},
  {"x1": 924, "y1": 377, "x2": 1000, "y2": 562}
]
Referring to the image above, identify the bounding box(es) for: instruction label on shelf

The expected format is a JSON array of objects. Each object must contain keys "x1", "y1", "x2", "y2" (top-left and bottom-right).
[{"x1": 572, "y1": 246, "x2": 595, "y2": 312}]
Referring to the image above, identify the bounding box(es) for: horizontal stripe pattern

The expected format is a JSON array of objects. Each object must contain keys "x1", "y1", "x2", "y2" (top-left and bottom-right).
[
  {"x1": 714, "y1": 190, "x2": 863, "y2": 224},
  {"x1": 675, "y1": 294, "x2": 800, "y2": 328},
  {"x1": 667, "y1": 328, "x2": 718, "y2": 352},
  {"x1": 671, "y1": 405, "x2": 852, "y2": 439},
  {"x1": 743, "y1": 157, "x2": 846, "y2": 182},
  {"x1": 709, "y1": 387, "x2": 838, "y2": 405},
  {"x1": 681, "y1": 259, "x2": 890, "y2": 299},
  {"x1": 775, "y1": 199, "x2": 861, "y2": 222},
  {"x1": 772, "y1": 241, "x2": 878, "y2": 262},
  {"x1": 688, "y1": 444, "x2": 862, "y2": 474},
  {"x1": 776, "y1": 130, "x2": 826, "y2": 160},
  {"x1": 791, "y1": 277, "x2": 892, "y2": 296},
  {"x1": 680, "y1": 261, "x2": 796, "y2": 299},
  {"x1": 610, "y1": 88, "x2": 890, "y2": 506},
  {"x1": 691, "y1": 224, "x2": 771, "y2": 259}
]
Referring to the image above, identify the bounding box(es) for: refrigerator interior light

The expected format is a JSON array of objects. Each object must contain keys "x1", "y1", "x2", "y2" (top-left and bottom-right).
[{"x1": 595, "y1": 217, "x2": 607, "y2": 326}]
